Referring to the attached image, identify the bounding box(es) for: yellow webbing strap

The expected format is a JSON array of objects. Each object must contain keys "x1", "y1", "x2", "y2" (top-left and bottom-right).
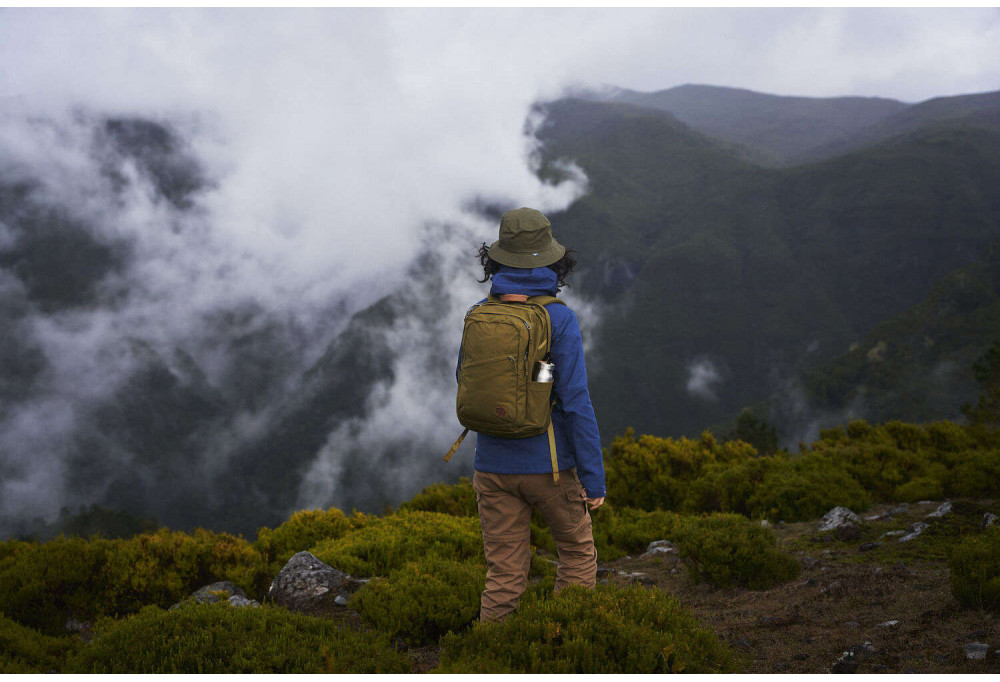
[
  {"x1": 547, "y1": 421, "x2": 559, "y2": 483},
  {"x1": 443, "y1": 428, "x2": 470, "y2": 462}
]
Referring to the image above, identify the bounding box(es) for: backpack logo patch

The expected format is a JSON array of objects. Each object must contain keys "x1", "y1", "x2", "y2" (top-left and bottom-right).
[{"x1": 495, "y1": 406, "x2": 507, "y2": 419}]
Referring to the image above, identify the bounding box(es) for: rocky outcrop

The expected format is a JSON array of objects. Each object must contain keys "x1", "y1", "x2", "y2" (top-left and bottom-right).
[
  {"x1": 643, "y1": 540, "x2": 676, "y2": 556},
  {"x1": 818, "y1": 507, "x2": 862, "y2": 541},
  {"x1": 267, "y1": 551, "x2": 366, "y2": 617},
  {"x1": 170, "y1": 580, "x2": 260, "y2": 610}
]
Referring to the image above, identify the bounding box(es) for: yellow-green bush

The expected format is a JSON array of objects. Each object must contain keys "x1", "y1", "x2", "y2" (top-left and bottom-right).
[
  {"x1": 605, "y1": 429, "x2": 757, "y2": 512},
  {"x1": 949, "y1": 526, "x2": 1000, "y2": 612},
  {"x1": 946, "y1": 449, "x2": 1000, "y2": 498},
  {"x1": 64, "y1": 603, "x2": 411, "y2": 673},
  {"x1": 684, "y1": 456, "x2": 781, "y2": 516},
  {"x1": 100, "y1": 528, "x2": 269, "y2": 614},
  {"x1": 0, "y1": 530, "x2": 269, "y2": 634},
  {"x1": 350, "y1": 558, "x2": 485, "y2": 646},
  {"x1": 0, "y1": 536, "x2": 110, "y2": 634},
  {"x1": 745, "y1": 454, "x2": 872, "y2": 521},
  {"x1": 0, "y1": 612, "x2": 79, "y2": 673},
  {"x1": 398, "y1": 478, "x2": 477, "y2": 517},
  {"x1": 894, "y1": 476, "x2": 945, "y2": 503},
  {"x1": 675, "y1": 514, "x2": 799, "y2": 590},
  {"x1": 253, "y1": 507, "x2": 366, "y2": 575},
  {"x1": 310, "y1": 511, "x2": 482, "y2": 577},
  {"x1": 436, "y1": 584, "x2": 739, "y2": 673},
  {"x1": 588, "y1": 507, "x2": 797, "y2": 589}
]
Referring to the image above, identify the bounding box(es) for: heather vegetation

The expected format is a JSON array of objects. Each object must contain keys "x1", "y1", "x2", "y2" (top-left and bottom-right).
[{"x1": 1, "y1": 416, "x2": 997, "y2": 672}]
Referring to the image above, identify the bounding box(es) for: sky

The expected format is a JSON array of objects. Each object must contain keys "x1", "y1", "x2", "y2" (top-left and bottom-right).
[{"x1": 1, "y1": 7, "x2": 999, "y2": 530}]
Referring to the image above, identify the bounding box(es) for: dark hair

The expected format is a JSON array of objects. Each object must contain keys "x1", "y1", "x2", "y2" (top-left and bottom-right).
[{"x1": 476, "y1": 242, "x2": 577, "y2": 290}]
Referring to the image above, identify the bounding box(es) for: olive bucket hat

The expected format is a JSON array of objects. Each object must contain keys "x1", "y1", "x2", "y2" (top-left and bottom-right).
[{"x1": 487, "y1": 207, "x2": 566, "y2": 268}]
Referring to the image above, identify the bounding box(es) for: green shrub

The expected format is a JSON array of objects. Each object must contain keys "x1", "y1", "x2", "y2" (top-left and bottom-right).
[
  {"x1": 436, "y1": 584, "x2": 739, "y2": 673},
  {"x1": 946, "y1": 449, "x2": 1000, "y2": 498},
  {"x1": 64, "y1": 603, "x2": 411, "y2": 673},
  {"x1": 0, "y1": 536, "x2": 110, "y2": 634},
  {"x1": 350, "y1": 558, "x2": 485, "y2": 646},
  {"x1": 0, "y1": 612, "x2": 79, "y2": 673},
  {"x1": 747, "y1": 455, "x2": 871, "y2": 521},
  {"x1": 949, "y1": 526, "x2": 1000, "y2": 612},
  {"x1": 894, "y1": 476, "x2": 945, "y2": 503},
  {"x1": 253, "y1": 507, "x2": 365, "y2": 574},
  {"x1": 0, "y1": 530, "x2": 269, "y2": 634},
  {"x1": 590, "y1": 507, "x2": 798, "y2": 589},
  {"x1": 398, "y1": 478, "x2": 477, "y2": 517},
  {"x1": 310, "y1": 511, "x2": 482, "y2": 577},
  {"x1": 100, "y1": 528, "x2": 269, "y2": 613},
  {"x1": 675, "y1": 514, "x2": 799, "y2": 590},
  {"x1": 605, "y1": 429, "x2": 756, "y2": 512},
  {"x1": 684, "y1": 456, "x2": 782, "y2": 516}
]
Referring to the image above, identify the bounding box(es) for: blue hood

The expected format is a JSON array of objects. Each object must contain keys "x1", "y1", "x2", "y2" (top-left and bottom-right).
[{"x1": 489, "y1": 266, "x2": 558, "y2": 297}]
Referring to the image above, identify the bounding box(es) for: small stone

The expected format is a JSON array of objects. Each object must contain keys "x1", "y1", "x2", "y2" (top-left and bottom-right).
[
  {"x1": 917, "y1": 500, "x2": 935, "y2": 505},
  {"x1": 882, "y1": 530, "x2": 905, "y2": 537},
  {"x1": 859, "y1": 541, "x2": 882, "y2": 552},
  {"x1": 926, "y1": 501, "x2": 952, "y2": 518},
  {"x1": 820, "y1": 580, "x2": 842, "y2": 594},
  {"x1": 334, "y1": 594, "x2": 349, "y2": 607},
  {"x1": 899, "y1": 522, "x2": 928, "y2": 542},
  {"x1": 831, "y1": 651, "x2": 858, "y2": 674},
  {"x1": 227, "y1": 595, "x2": 260, "y2": 608},
  {"x1": 982, "y1": 512, "x2": 998, "y2": 529},
  {"x1": 865, "y1": 513, "x2": 885, "y2": 521},
  {"x1": 877, "y1": 620, "x2": 900, "y2": 628},
  {"x1": 760, "y1": 519, "x2": 770, "y2": 528},
  {"x1": 965, "y1": 643, "x2": 988, "y2": 661}
]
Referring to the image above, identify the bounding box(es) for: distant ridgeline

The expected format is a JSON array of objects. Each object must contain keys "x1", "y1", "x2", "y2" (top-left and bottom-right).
[{"x1": 534, "y1": 84, "x2": 1000, "y2": 443}]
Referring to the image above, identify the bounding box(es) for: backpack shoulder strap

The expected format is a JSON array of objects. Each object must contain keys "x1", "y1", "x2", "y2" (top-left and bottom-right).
[{"x1": 528, "y1": 295, "x2": 565, "y2": 308}]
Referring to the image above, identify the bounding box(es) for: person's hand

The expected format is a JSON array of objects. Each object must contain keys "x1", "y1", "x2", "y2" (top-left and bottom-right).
[{"x1": 587, "y1": 496, "x2": 605, "y2": 510}]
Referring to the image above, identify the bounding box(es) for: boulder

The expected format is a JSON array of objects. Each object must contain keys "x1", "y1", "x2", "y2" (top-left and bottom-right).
[
  {"x1": 170, "y1": 581, "x2": 260, "y2": 610},
  {"x1": 898, "y1": 522, "x2": 928, "y2": 542},
  {"x1": 965, "y1": 643, "x2": 988, "y2": 661},
  {"x1": 643, "y1": 540, "x2": 676, "y2": 556},
  {"x1": 926, "y1": 501, "x2": 952, "y2": 519},
  {"x1": 268, "y1": 551, "x2": 366, "y2": 617},
  {"x1": 818, "y1": 507, "x2": 862, "y2": 541},
  {"x1": 982, "y1": 512, "x2": 998, "y2": 529}
]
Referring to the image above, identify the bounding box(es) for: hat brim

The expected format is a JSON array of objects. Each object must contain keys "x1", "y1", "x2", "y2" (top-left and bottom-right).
[{"x1": 488, "y1": 239, "x2": 566, "y2": 269}]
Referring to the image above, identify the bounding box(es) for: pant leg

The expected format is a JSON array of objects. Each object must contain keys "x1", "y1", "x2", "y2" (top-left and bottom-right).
[
  {"x1": 473, "y1": 470, "x2": 533, "y2": 622},
  {"x1": 528, "y1": 469, "x2": 597, "y2": 592}
]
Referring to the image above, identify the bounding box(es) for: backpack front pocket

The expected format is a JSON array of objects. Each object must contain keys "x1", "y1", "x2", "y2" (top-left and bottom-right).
[{"x1": 457, "y1": 355, "x2": 519, "y2": 431}]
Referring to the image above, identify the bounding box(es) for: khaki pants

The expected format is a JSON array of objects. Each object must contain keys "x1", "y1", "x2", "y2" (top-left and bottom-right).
[{"x1": 473, "y1": 468, "x2": 597, "y2": 622}]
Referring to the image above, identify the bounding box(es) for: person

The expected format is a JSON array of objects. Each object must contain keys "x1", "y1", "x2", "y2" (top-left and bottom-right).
[{"x1": 458, "y1": 206, "x2": 606, "y2": 623}]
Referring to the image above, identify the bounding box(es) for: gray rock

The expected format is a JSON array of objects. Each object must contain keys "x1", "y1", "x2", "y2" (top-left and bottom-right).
[
  {"x1": 865, "y1": 513, "x2": 886, "y2": 521},
  {"x1": 882, "y1": 530, "x2": 906, "y2": 537},
  {"x1": 926, "y1": 501, "x2": 952, "y2": 519},
  {"x1": 334, "y1": 594, "x2": 349, "y2": 607},
  {"x1": 899, "y1": 522, "x2": 929, "y2": 542},
  {"x1": 982, "y1": 512, "x2": 998, "y2": 529},
  {"x1": 831, "y1": 650, "x2": 858, "y2": 674},
  {"x1": 268, "y1": 551, "x2": 365, "y2": 617},
  {"x1": 227, "y1": 595, "x2": 260, "y2": 608},
  {"x1": 877, "y1": 620, "x2": 900, "y2": 628},
  {"x1": 819, "y1": 507, "x2": 861, "y2": 532},
  {"x1": 859, "y1": 541, "x2": 881, "y2": 552},
  {"x1": 643, "y1": 539, "x2": 677, "y2": 556},
  {"x1": 192, "y1": 581, "x2": 247, "y2": 604},
  {"x1": 965, "y1": 643, "x2": 988, "y2": 661},
  {"x1": 760, "y1": 519, "x2": 770, "y2": 528}
]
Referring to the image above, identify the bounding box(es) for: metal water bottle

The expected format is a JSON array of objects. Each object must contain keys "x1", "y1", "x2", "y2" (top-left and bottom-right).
[{"x1": 532, "y1": 360, "x2": 555, "y2": 383}]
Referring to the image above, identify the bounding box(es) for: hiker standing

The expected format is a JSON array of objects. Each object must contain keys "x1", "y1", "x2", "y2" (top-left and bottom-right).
[{"x1": 452, "y1": 207, "x2": 606, "y2": 622}]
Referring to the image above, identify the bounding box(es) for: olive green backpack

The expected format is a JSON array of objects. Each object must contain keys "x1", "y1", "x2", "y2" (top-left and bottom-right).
[{"x1": 444, "y1": 294, "x2": 565, "y2": 481}]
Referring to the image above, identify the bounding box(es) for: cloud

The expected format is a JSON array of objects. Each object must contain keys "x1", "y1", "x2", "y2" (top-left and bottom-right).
[
  {"x1": 1, "y1": 8, "x2": 999, "y2": 531},
  {"x1": 685, "y1": 358, "x2": 723, "y2": 402}
]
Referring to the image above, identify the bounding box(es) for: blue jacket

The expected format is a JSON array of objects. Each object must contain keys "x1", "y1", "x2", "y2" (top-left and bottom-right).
[{"x1": 457, "y1": 266, "x2": 606, "y2": 499}]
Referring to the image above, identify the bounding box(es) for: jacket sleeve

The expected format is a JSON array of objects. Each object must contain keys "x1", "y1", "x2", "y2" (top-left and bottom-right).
[{"x1": 549, "y1": 307, "x2": 606, "y2": 499}]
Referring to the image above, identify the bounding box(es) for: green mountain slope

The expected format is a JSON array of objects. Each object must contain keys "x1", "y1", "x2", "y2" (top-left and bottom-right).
[
  {"x1": 604, "y1": 84, "x2": 906, "y2": 165},
  {"x1": 537, "y1": 98, "x2": 1000, "y2": 442}
]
